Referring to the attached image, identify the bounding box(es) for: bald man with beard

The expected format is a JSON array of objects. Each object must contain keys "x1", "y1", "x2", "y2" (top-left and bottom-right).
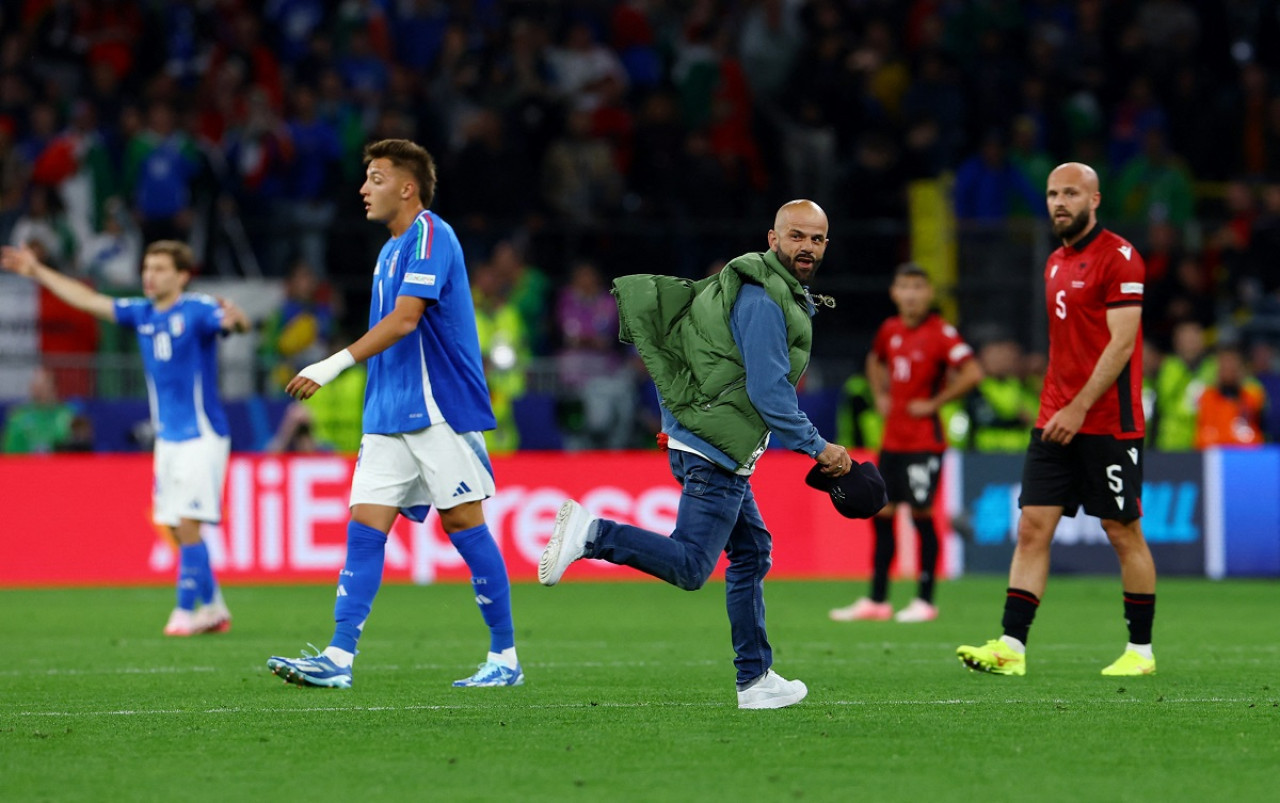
[
  {"x1": 539, "y1": 200, "x2": 855, "y2": 709},
  {"x1": 958, "y1": 163, "x2": 1159, "y2": 678}
]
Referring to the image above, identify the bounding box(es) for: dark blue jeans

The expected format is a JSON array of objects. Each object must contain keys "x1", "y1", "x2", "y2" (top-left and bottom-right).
[{"x1": 587, "y1": 450, "x2": 773, "y2": 687}]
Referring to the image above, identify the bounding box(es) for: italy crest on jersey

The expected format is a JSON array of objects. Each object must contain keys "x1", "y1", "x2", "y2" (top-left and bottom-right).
[{"x1": 169, "y1": 314, "x2": 185, "y2": 337}]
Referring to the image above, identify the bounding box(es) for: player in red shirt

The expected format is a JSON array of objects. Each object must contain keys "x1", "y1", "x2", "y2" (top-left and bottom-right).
[
  {"x1": 958, "y1": 162, "x2": 1158, "y2": 677},
  {"x1": 830, "y1": 264, "x2": 981, "y2": 623}
]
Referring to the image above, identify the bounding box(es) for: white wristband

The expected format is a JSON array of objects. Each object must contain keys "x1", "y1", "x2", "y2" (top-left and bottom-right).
[{"x1": 298, "y1": 349, "x2": 355, "y2": 387}]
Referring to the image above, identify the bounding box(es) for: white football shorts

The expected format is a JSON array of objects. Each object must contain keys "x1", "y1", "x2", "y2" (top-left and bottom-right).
[
  {"x1": 349, "y1": 422, "x2": 495, "y2": 515},
  {"x1": 152, "y1": 433, "x2": 231, "y2": 526}
]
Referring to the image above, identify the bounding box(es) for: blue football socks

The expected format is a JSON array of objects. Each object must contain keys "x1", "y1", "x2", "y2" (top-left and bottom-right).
[
  {"x1": 449, "y1": 523, "x2": 515, "y2": 653},
  {"x1": 331, "y1": 521, "x2": 388, "y2": 655},
  {"x1": 176, "y1": 541, "x2": 210, "y2": 611},
  {"x1": 194, "y1": 539, "x2": 218, "y2": 606}
]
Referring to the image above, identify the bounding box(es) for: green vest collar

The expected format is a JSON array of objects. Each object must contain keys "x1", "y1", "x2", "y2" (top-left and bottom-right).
[{"x1": 760, "y1": 249, "x2": 807, "y2": 297}]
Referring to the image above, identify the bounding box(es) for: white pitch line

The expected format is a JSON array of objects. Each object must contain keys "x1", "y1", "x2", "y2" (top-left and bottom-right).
[
  {"x1": 0, "y1": 666, "x2": 218, "y2": 677},
  {"x1": 10, "y1": 697, "x2": 1273, "y2": 718}
]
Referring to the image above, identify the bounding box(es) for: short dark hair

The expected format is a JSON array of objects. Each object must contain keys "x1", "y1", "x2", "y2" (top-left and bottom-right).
[
  {"x1": 363, "y1": 138, "x2": 437, "y2": 208},
  {"x1": 144, "y1": 240, "x2": 195, "y2": 272},
  {"x1": 893, "y1": 262, "x2": 930, "y2": 281}
]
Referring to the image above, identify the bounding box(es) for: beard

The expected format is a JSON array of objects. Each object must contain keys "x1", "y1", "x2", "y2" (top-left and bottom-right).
[
  {"x1": 1052, "y1": 207, "x2": 1091, "y2": 241},
  {"x1": 773, "y1": 245, "x2": 821, "y2": 281}
]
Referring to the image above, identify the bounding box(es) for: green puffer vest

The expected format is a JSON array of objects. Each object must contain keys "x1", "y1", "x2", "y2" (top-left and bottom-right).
[{"x1": 612, "y1": 250, "x2": 814, "y2": 469}]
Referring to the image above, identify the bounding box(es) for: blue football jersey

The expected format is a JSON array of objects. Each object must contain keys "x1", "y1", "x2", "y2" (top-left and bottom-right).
[
  {"x1": 362, "y1": 210, "x2": 496, "y2": 435},
  {"x1": 114, "y1": 293, "x2": 230, "y2": 441}
]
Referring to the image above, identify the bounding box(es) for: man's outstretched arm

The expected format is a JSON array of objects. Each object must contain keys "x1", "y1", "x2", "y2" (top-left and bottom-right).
[{"x1": 1, "y1": 246, "x2": 116, "y2": 322}]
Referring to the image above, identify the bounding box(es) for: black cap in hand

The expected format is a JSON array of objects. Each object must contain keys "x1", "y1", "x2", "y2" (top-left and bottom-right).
[{"x1": 804, "y1": 461, "x2": 889, "y2": 519}]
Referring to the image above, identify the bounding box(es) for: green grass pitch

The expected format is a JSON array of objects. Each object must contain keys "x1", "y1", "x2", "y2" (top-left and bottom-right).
[{"x1": 2, "y1": 577, "x2": 1276, "y2": 802}]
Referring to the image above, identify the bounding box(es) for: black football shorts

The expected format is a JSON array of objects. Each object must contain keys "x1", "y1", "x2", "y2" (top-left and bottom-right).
[
  {"x1": 1019, "y1": 429, "x2": 1143, "y2": 522},
  {"x1": 878, "y1": 450, "x2": 944, "y2": 509}
]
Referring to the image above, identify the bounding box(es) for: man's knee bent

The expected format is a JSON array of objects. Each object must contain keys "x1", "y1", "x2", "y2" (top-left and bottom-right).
[{"x1": 673, "y1": 557, "x2": 718, "y2": 591}]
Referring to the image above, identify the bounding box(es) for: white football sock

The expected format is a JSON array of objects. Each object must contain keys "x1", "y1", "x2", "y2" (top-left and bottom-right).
[
  {"x1": 322, "y1": 647, "x2": 355, "y2": 668},
  {"x1": 1000, "y1": 635, "x2": 1026, "y2": 654},
  {"x1": 1126, "y1": 642, "x2": 1153, "y2": 660},
  {"x1": 490, "y1": 648, "x2": 519, "y2": 669}
]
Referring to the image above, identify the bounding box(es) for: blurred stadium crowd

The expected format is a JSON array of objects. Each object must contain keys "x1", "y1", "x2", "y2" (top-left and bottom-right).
[{"x1": 4, "y1": 0, "x2": 1280, "y2": 454}]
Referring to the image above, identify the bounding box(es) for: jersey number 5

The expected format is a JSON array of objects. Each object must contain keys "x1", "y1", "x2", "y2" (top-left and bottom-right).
[
  {"x1": 1055, "y1": 290, "x2": 1067, "y2": 320},
  {"x1": 153, "y1": 331, "x2": 173, "y2": 362}
]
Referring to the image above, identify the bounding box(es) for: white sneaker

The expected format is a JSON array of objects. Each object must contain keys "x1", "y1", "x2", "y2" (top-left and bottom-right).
[
  {"x1": 829, "y1": 597, "x2": 893, "y2": 622},
  {"x1": 163, "y1": 608, "x2": 197, "y2": 637},
  {"x1": 894, "y1": 598, "x2": 938, "y2": 623},
  {"x1": 193, "y1": 599, "x2": 232, "y2": 634},
  {"x1": 538, "y1": 499, "x2": 596, "y2": 586},
  {"x1": 737, "y1": 669, "x2": 808, "y2": 710}
]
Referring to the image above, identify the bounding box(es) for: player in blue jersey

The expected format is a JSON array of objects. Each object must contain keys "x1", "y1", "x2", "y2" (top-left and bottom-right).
[
  {"x1": 1, "y1": 240, "x2": 250, "y2": 636},
  {"x1": 266, "y1": 139, "x2": 522, "y2": 689}
]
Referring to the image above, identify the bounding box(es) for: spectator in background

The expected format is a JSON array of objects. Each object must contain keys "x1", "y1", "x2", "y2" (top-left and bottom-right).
[
  {"x1": 1131, "y1": 0, "x2": 1200, "y2": 83},
  {"x1": 80, "y1": 195, "x2": 142, "y2": 290},
  {"x1": 439, "y1": 110, "x2": 535, "y2": 250},
  {"x1": 489, "y1": 17, "x2": 559, "y2": 164},
  {"x1": 1141, "y1": 339, "x2": 1163, "y2": 432},
  {"x1": 1247, "y1": 338, "x2": 1280, "y2": 441},
  {"x1": 1152, "y1": 319, "x2": 1217, "y2": 451},
  {"x1": 9, "y1": 184, "x2": 76, "y2": 268},
  {"x1": 1204, "y1": 180, "x2": 1256, "y2": 311},
  {"x1": 737, "y1": 0, "x2": 803, "y2": 106},
  {"x1": 628, "y1": 90, "x2": 686, "y2": 221},
  {"x1": 258, "y1": 259, "x2": 333, "y2": 394},
  {"x1": 776, "y1": 28, "x2": 843, "y2": 202},
  {"x1": 266, "y1": 401, "x2": 326, "y2": 454},
  {"x1": 472, "y1": 259, "x2": 528, "y2": 455},
  {"x1": 286, "y1": 328, "x2": 368, "y2": 456},
  {"x1": 546, "y1": 20, "x2": 629, "y2": 112},
  {"x1": 1244, "y1": 183, "x2": 1280, "y2": 311},
  {"x1": 900, "y1": 50, "x2": 965, "y2": 176},
  {"x1": 1161, "y1": 255, "x2": 1217, "y2": 331},
  {"x1": 1112, "y1": 129, "x2": 1195, "y2": 227},
  {"x1": 224, "y1": 87, "x2": 294, "y2": 275},
  {"x1": 338, "y1": 28, "x2": 390, "y2": 105},
  {"x1": 1107, "y1": 76, "x2": 1167, "y2": 171},
  {"x1": 953, "y1": 130, "x2": 1041, "y2": 224},
  {"x1": 16, "y1": 101, "x2": 58, "y2": 169},
  {"x1": 124, "y1": 102, "x2": 199, "y2": 244},
  {"x1": 263, "y1": 333, "x2": 366, "y2": 455},
  {"x1": 835, "y1": 371, "x2": 883, "y2": 453},
  {"x1": 265, "y1": 0, "x2": 328, "y2": 68},
  {"x1": 2, "y1": 366, "x2": 75, "y2": 454},
  {"x1": 206, "y1": 10, "x2": 285, "y2": 110},
  {"x1": 23, "y1": 238, "x2": 99, "y2": 397},
  {"x1": 966, "y1": 338, "x2": 1040, "y2": 453},
  {"x1": 1139, "y1": 220, "x2": 1183, "y2": 328},
  {"x1": 489, "y1": 239, "x2": 551, "y2": 357},
  {"x1": 32, "y1": 99, "x2": 117, "y2": 253},
  {"x1": 542, "y1": 107, "x2": 624, "y2": 225},
  {"x1": 282, "y1": 84, "x2": 342, "y2": 274},
  {"x1": 555, "y1": 259, "x2": 633, "y2": 451},
  {"x1": 1195, "y1": 342, "x2": 1267, "y2": 449},
  {"x1": 1008, "y1": 115, "x2": 1053, "y2": 217},
  {"x1": 0, "y1": 116, "x2": 24, "y2": 243},
  {"x1": 1234, "y1": 61, "x2": 1272, "y2": 179},
  {"x1": 953, "y1": 130, "x2": 1040, "y2": 331}
]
